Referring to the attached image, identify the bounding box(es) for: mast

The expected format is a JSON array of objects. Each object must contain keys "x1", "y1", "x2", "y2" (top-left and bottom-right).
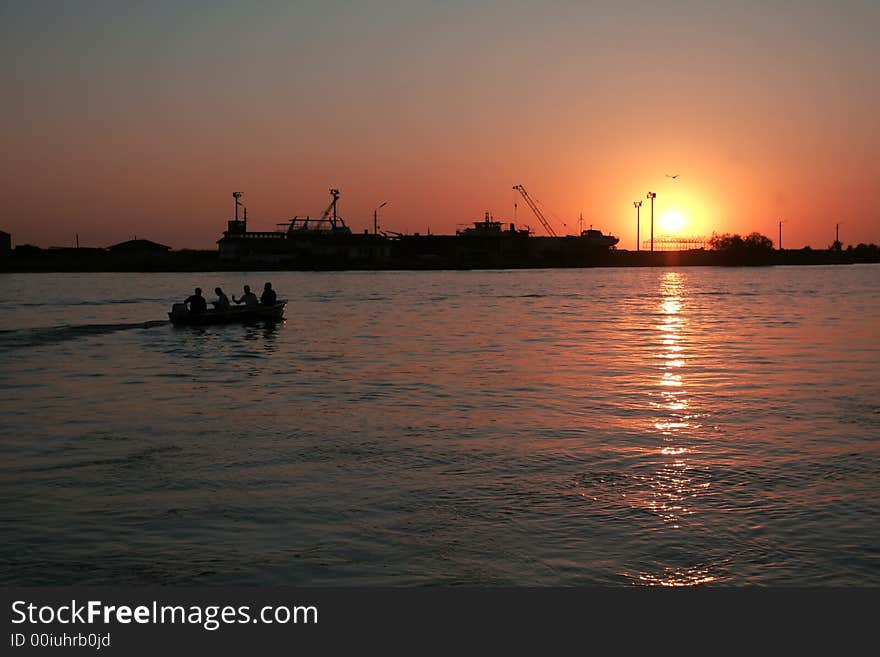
[
  {"x1": 330, "y1": 188, "x2": 340, "y2": 229},
  {"x1": 233, "y1": 192, "x2": 244, "y2": 223}
]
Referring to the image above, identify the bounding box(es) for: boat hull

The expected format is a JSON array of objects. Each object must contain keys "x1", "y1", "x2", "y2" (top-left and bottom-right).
[{"x1": 168, "y1": 301, "x2": 286, "y2": 326}]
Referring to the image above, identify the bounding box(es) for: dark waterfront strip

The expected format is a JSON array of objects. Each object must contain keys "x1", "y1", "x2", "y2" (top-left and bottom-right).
[{"x1": 2, "y1": 245, "x2": 877, "y2": 272}]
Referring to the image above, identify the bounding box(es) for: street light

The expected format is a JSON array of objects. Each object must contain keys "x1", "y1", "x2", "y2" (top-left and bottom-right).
[
  {"x1": 646, "y1": 192, "x2": 657, "y2": 251},
  {"x1": 374, "y1": 201, "x2": 388, "y2": 235},
  {"x1": 633, "y1": 201, "x2": 642, "y2": 251}
]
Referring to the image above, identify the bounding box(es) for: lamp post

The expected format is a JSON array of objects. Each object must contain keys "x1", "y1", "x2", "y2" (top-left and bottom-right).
[
  {"x1": 646, "y1": 192, "x2": 657, "y2": 251},
  {"x1": 633, "y1": 201, "x2": 642, "y2": 251},
  {"x1": 373, "y1": 202, "x2": 387, "y2": 235}
]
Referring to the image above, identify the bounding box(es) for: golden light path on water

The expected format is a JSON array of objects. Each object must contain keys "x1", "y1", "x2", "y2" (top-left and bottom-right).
[{"x1": 636, "y1": 272, "x2": 715, "y2": 586}]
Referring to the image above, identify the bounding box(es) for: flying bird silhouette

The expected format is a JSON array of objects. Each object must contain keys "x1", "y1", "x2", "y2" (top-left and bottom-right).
[{"x1": 665, "y1": 174, "x2": 680, "y2": 179}]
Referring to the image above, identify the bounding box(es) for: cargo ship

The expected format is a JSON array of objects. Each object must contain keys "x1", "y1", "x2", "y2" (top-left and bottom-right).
[{"x1": 217, "y1": 188, "x2": 619, "y2": 269}]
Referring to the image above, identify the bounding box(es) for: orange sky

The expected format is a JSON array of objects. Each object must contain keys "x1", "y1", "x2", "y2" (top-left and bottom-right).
[{"x1": 2, "y1": 1, "x2": 878, "y2": 249}]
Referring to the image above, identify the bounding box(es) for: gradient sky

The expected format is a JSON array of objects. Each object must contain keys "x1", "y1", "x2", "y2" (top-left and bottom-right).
[{"x1": 3, "y1": 0, "x2": 878, "y2": 249}]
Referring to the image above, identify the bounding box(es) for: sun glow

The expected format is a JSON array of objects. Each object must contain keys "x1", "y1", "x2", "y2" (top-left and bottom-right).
[{"x1": 660, "y1": 210, "x2": 686, "y2": 233}]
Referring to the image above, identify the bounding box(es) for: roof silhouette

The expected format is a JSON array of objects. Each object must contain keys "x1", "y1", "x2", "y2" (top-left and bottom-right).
[{"x1": 108, "y1": 239, "x2": 171, "y2": 252}]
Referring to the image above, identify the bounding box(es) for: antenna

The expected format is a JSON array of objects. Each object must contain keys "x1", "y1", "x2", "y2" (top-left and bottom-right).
[{"x1": 374, "y1": 201, "x2": 388, "y2": 235}]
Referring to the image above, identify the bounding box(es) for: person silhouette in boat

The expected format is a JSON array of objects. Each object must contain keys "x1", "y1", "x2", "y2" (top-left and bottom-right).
[
  {"x1": 185, "y1": 287, "x2": 207, "y2": 314},
  {"x1": 213, "y1": 287, "x2": 231, "y2": 311},
  {"x1": 232, "y1": 285, "x2": 259, "y2": 307},
  {"x1": 261, "y1": 282, "x2": 277, "y2": 306}
]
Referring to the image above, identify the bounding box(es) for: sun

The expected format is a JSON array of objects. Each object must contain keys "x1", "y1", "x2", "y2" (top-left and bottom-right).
[{"x1": 660, "y1": 210, "x2": 686, "y2": 233}]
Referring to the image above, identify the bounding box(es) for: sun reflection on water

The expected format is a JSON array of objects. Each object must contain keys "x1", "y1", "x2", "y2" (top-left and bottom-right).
[
  {"x1": 636, "y1": 567, "x2": 717, "y2": 587},
  {"x1": 632, "y1": 271, "x2": 716, "y2": 586}
]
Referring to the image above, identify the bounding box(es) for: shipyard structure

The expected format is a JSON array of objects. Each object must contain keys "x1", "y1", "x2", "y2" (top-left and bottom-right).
[
  {"x1": 5, "y1": 189, "x2": 874, "y2": 272},
  {"x1": 217, "y1": 188, "x2": 621, "y2": 270}
]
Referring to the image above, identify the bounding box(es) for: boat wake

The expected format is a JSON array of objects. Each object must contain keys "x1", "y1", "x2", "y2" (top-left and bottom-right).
[
  {"x1": 13, "y1": 298, "x2": 168, "y2": 308},
  {"x1": 0, "y1": 320, "x2": 168, "y2": 351},
  {"x1": 5, "y1": 444, "x2": 182, "y2": 475}
]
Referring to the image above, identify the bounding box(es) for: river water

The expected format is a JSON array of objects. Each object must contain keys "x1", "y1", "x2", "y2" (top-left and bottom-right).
[{"x1": 0, "y1": 266, "x2": 878, "y2": 585}]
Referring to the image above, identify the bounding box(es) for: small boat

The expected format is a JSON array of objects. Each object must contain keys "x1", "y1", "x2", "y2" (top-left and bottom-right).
[{"x1": 168, "y1": 301, "x2": 287, "y2": 326}]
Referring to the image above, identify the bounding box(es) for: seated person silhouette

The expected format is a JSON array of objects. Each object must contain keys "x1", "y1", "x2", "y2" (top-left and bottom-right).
[
  {"x1": 185, "y1": 287, "x2": 207, "y2": 314},
  {"x1": 232, "y1": 285, "x2": 259, "y2": 307},
  {"x1": 261, "y1": 282, "x2": 277, "y2": 306},
  {"x1": 213, "y1": 287, "x2": 231, "y2": 311}
]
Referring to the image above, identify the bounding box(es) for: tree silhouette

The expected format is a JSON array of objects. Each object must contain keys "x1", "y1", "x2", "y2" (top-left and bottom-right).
[{"x1": 708, "y1": 232, "x2": 774, "y2": 264}]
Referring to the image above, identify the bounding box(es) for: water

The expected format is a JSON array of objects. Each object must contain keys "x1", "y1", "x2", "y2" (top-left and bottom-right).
[{"x1": 0, "y1": 266, "x2": 878, "y2": 586}]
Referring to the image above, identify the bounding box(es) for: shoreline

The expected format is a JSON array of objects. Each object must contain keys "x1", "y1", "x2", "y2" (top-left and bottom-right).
[{"x1": 1, "y1": 247, "x2": 877, "y2": 273}]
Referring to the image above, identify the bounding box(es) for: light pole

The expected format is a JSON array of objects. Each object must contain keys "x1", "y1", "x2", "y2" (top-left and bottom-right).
[
  {"x1": 646, "y1": 192, "x2": 657, "y2": 251},
  {"x1": 373, "y1": 201, "x2": 387, "y2": 236},
  {"x1": 633, "y1": 201, "x2": 642, "y2": 251}
]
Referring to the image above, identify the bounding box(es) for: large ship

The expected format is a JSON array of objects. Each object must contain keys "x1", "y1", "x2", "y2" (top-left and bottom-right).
[{"x1": 217, "y1": 187, "x2": 619, "y2": 269}]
